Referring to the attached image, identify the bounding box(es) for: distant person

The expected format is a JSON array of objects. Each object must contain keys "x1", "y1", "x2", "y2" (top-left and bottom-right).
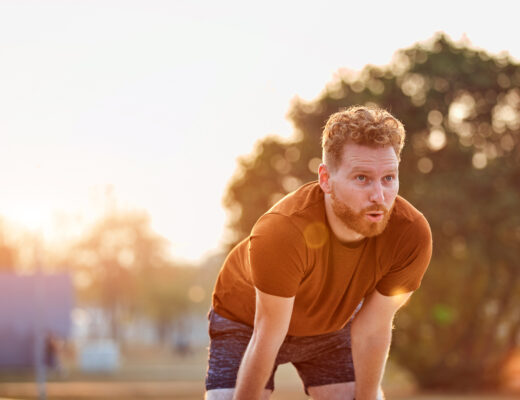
[
  {"x1": 205, "y1": 106, "x2": 433, "y2": 400},
  {"x1": 44, "y1": 332, "x2": 60, "y2": 370},
  {"x1": 173, "y1": 331, "x2": 191, "y2": 356}
]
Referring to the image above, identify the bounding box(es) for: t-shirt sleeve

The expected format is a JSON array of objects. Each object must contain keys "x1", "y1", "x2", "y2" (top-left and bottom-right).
[
  {"x1": 376, "y1": 213, "x2": 433, "y2": 296},
  {"x1": 248, "y1": 213, "x2": 306, "y2": 298}
]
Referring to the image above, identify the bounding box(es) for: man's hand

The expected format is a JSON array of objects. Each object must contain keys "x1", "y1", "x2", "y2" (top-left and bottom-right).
[
  {"x1": 351, "y1": 290, "x2": 412, "y2": 400},
  {"x1": 233, "y1": 288, "x2": 294, "y2": 400}
]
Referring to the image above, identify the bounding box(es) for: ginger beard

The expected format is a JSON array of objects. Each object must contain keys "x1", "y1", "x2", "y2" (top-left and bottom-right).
[{"x1": 329, "y1": 188, "x2": 394, "y2": 238}]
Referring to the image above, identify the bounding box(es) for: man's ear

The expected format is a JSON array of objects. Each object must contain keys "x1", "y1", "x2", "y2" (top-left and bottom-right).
[{"x1": 318, "y1": 163, "x2": 332, "y2": 194}]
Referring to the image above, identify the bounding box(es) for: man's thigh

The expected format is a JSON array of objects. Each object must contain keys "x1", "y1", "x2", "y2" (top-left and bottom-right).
[
  {"x1": 206, "y1": 310, "x2": 357, "y2": 396},
  {"x1": 205, "y1": 310, "x2": 277, "y2": 392},
  {"x1": 287, "y1": 323, "x2": 355, "y2": 393}
]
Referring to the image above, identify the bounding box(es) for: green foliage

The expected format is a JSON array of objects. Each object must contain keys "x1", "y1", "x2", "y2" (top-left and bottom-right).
[{"x1": 224, "y1": 33, "x2": 520, "y2": 389}]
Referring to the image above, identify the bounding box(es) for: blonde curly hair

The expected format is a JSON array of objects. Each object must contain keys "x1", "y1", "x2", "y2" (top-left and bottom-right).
[{"x1": 322, "y1": 105, "x2": 406, "y2": 171}]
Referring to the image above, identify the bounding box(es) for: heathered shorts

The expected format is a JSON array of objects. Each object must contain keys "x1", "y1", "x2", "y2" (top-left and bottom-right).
[{"x1": 205, "y1": 309, "x2": 355, "y2": 394}]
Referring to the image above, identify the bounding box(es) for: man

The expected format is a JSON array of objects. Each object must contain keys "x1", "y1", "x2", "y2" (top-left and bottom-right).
[{"x1": 205, "y1": 105, "x2": 433, "y2": 400}]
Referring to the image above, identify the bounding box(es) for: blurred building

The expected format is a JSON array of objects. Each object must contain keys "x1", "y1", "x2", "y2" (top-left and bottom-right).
[
  {"x1": 72, "y1": 307, "x2": 208, "y2": 348},
  {"x1": 0, "y1": 273, "x2": 74, "y2": 368}
]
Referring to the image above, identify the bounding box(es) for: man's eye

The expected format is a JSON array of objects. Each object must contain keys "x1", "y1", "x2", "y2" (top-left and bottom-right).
[
  {"x1": 384, "y1": 175, "x2": 395, "y2": 182},
  {"x1": 356, "y1": 175, "x2": 366, "y2": 182}
]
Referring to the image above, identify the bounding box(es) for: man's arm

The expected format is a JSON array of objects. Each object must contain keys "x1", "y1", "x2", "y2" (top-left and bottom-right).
[
  {"x1": 233, "y1": 288, "x2": 294, "y2": 400},
  {"x1": 351, "y1": 290, "x2": 412, "y2": 400}
]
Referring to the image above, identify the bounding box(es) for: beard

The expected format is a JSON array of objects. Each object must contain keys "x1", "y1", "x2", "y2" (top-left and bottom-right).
[{"x1": 330, "y1": 189, "x2": 394, "y2": 238}]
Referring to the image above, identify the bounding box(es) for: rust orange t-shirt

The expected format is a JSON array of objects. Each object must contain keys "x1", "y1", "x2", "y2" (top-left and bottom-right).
[{"x1": 212, "y1": 181, "x2": 432, "y2": 336}]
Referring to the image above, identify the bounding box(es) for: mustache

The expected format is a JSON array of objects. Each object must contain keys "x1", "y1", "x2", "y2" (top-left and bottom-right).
[{"x1": 362, "y1": 205, "x2": 389, "y2": 213}]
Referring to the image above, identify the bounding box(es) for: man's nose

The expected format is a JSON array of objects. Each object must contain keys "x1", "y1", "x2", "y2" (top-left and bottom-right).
[{"x1": 369, "y1": 181, "x2": 385, "y2": 203}]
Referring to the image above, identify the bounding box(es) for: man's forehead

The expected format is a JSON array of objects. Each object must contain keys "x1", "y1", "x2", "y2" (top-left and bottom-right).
[
  {"x1": 342, "y1": 146, "x2": 399, "y2": 170},
  {"x1": 347, "y1": 163, "x2": 399, "y2": 175},
  {"x1": 348, "y1": 156, "x2": 398, "y2": 167},
  {"x1": 349, "y1": 161, "x2": 398, "y2": 169}
]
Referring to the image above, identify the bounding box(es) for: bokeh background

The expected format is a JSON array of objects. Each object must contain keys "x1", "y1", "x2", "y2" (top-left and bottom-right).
[{"x1": 1, "y1": 1, "x2": 519, "y2": 399}]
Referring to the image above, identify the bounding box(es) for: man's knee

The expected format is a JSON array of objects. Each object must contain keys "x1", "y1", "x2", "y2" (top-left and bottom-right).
[
  {"x1": 205, "y1": 388, "x2": 272, "y2": 400},
  {"x1": 307, "y1": 382, "x2": 355, "y2": 400},
  {"x1": 205, "y1": 388, "x2": 234, "y2": 400}
]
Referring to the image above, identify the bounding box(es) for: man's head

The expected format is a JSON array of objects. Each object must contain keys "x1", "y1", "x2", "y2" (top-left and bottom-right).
[
  {"x1": 321, "y1": 105, "x2": 405, "y2": 172},
  {"x1": 319, "y1": 105, "x2": 405, "y2": 239}
]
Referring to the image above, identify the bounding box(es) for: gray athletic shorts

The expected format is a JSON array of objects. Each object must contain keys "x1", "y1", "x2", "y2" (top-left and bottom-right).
[{"x1": 205, "y1": 309, "x2": 355, "y2": 394}]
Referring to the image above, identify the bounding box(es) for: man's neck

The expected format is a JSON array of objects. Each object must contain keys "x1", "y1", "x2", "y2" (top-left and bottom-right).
[{"x1": 323, "y1": 194, "x2": 365, "y2": 243}]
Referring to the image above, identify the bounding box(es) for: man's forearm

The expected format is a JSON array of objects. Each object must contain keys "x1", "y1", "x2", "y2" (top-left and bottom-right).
[
  {"x1": 351, "y1": 325, "x2": 392, "y2": 400},
  {"x1": 233, "y1": 335, "x2": 278, "y2": 400}
]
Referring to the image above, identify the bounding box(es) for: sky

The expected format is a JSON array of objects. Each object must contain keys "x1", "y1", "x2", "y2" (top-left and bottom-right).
[{"x1": 1, "y1": 0, "x2": 519, "y2": 263}]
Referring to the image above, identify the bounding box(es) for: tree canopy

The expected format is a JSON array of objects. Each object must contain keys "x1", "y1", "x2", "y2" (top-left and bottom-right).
[{"x1": 223, "y1": 33, "x2": 520, "y2": 389}]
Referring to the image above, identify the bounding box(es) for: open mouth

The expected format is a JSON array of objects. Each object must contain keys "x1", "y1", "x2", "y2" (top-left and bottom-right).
[{"x1": 366, "y1": 212, "x2": 384, "y2": 222}]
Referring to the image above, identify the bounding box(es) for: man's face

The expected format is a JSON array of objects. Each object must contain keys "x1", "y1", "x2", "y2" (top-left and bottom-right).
[{"x1": 326, "y1": 142, "x2": 399, "y2": 238}]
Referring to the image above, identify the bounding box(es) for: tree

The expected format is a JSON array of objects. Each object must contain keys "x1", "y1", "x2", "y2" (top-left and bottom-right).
[
  {"x1": 137, "y1": 265, "x2": 192, "y2": 344},
  {"x1": 65, "y1": 210, "x2": 176, "y2": 341},
  {"x1": 223, "y1": 33, "x2": 520, "y2": 389},
  {"x1": 0, "y1": 218, "x2": 23, "y2": 272}
]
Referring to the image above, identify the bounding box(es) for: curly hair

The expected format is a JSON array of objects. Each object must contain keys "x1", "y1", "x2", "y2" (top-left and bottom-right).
[{"x1": 321, "y1": 105, "x2": 406, "y2": 171}]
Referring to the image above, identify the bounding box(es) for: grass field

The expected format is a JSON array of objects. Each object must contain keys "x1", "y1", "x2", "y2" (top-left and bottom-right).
[{"x1": 0, "y1": 344, "x2": 518, "y2": 400}]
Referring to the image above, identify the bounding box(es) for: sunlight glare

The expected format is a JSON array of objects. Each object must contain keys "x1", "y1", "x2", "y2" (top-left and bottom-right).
[{"x1": 5, "y1": 204, "x2": 52, "y2": 233}]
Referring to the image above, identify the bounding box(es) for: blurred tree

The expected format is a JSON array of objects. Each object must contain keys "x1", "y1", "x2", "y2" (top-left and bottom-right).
[
  {"x1": 223, "y1": 33, "x2": 520, "y2": 389},
  {"x1": 137, "y1": 265, "x2": 192, "y2": 344},
  {"x1": 65, "y1": 210, "x2": 178, "y2": 341},
  {"x1": 0, "y1": 242, "x2": 17, "y2": 272},
  {"x1": 0, "y1": 218, "x2": 18, "y2": 271}
]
